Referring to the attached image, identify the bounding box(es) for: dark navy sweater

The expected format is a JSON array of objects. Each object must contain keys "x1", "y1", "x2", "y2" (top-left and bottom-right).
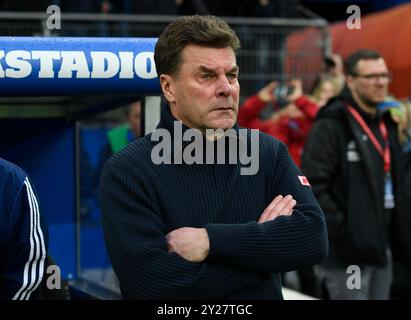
[
  {"x1": 0, "y1": 158, "x2": 48, "y2": 300},
  {"x1": 100, "y1": 105, "x2": 328, "y2": 300}
]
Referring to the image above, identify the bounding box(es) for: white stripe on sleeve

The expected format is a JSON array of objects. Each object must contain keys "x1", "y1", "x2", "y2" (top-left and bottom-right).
[
  {"x1": 24, "y1": 178, "x2": 47, "y2": 300},
  {"x1": 12, "y1": 178, "x2": 46, "y2": 300}
]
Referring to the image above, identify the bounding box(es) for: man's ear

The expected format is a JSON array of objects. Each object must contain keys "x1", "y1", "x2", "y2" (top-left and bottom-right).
[{"x1": 160, "y1": 74, "x2": 175, "y2": 103}]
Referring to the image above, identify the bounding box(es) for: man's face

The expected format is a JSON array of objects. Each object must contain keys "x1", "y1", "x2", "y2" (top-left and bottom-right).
[
  {"x1": 128, "y1": 101, "x2": 141, "y2": 137},
  {"x1": 348, "y1": 58, "x2": 390, "y2": 107},
  {"x1": 160, "y1": 45, "x2": 240, "y2": 132}
]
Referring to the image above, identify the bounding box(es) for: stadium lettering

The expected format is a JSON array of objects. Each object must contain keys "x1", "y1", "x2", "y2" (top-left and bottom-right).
[{"x1": 0, "y1": 50, "x2": 156, "y2": 79}]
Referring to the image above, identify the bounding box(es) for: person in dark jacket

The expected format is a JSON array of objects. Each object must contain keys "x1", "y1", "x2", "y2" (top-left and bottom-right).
[
  {"x1": 0, "y1": 158, "x2": 48, "y2": 300},
  {"x1": 100, "y1": 15, "x2": 328, "y2": 300},
  {"x1": 301, "y1": 50, "x2": 411, "y2": 299}
]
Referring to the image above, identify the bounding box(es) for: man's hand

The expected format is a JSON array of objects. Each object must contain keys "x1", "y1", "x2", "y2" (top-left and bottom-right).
[
  {"x1": 258, "y1": 81, "x2": 278, "y2": 103},
  {"x1": 286, "y1": 79, "x2": 303, "y2": 102},
  {"x1": 166, "y1": 227, "x2": 210, "y2": 262},
  {"x1": 258, "y1": 195, "x2": 296, "y2": 223}
]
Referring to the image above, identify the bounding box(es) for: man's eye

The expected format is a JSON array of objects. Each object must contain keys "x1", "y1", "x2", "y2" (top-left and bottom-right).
[
  {"x1": 227, "y1": 73, "x2": 238, "y2": 80},
  {"x1": 201, "y1": 73, "x2": 213, "y2": 80}
]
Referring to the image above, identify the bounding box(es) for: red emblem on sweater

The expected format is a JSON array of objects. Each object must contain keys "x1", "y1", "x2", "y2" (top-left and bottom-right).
[{"x1": 298, "y1": 176, "x2": 310, "y2": 186}]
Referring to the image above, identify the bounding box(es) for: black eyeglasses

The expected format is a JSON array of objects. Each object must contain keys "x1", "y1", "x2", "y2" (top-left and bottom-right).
[{"x1": 353, "y1": 72, "x2": 392, "y2": 82}]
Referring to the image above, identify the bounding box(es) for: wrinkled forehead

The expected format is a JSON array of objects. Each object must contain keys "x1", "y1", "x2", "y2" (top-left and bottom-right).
[
  {"x1": 355, "y1": 58, "x2": 388, "y2": 74},
  {"x1": 180, "y1": 45, "x2": 237, "y2": 70}
]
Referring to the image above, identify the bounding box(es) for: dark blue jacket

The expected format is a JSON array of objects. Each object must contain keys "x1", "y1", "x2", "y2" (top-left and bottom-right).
[
  {"x1": 100, "y1": 105, "x2": 328, "y2": 299},
  {"x1": 0, "y1": 158, "x2": 48, "y2": 300}
]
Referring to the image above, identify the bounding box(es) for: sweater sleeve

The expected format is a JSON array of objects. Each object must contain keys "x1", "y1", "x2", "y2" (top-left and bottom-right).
[
  {"x1": 100, "y1": 159, "x2": 264, "y2": 299},
  {"x1": 294, "y1": 96, "x2": 319, "y2": 120},
  {"x1": 0, "y1": 177, "x2": 48, "y2": 300},
  {"x1": 205, "y1": 141, "x2": 328, "y2": 272}
]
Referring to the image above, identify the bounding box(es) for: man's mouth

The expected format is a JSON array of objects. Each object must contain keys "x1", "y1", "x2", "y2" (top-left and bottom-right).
[{"x1": 214, "y1": 106, "x2": 233, "y2": 111}]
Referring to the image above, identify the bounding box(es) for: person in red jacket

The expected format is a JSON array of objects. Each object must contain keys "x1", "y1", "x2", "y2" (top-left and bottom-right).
[{"x1": 238, "y1": 79, "x2": 319, "y2": 167}]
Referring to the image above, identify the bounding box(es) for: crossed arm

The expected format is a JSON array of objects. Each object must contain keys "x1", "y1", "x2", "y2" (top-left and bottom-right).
[
  {"x1": 166, "y1": 194, "x2": 296, "y2": 262},
  {"x1": 100, "y1": 142, "x2": 327, "y2": 299},
  {"x1": 166, "y1": 143, "x2": 327, "y2": 273}
]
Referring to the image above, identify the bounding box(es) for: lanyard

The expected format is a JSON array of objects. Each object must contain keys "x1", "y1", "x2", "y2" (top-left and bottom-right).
[{"x1": 347, "y1": 105, "x2": 391, "y2": 173}]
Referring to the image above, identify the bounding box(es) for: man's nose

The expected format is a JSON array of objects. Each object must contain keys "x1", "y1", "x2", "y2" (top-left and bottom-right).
[
  {"x1": 216, "y1": 76, "x2": 232, "y2": 97},
  {"x1": 375, "y1": 75, "x2": 389, "y2": 86}
]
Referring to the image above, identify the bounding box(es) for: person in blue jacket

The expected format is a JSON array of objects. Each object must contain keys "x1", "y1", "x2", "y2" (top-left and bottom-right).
[{"x1": 0, "y1": 157, "x2": 48, "y2": 300}]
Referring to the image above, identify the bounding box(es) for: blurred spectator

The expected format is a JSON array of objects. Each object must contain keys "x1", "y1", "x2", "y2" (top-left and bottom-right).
[
  {"x1": 301, "y1": 49, "x2": 411, "y2": 299},
  {"x1": 382, "y1": 98, "x2": 411, "y2": 150},
  {"x1": 99, "y1": 99, "x2": 141, "y2": 154},
  {"x1": 310, "y1": 54, "x2": 345, "y2": 100},
  {"x1": 77, "y1": 101, "x2": 141, "y2": 224},
  {"x1": 310, "y1": 74, "x2": 343, "y2": 108},
  {"x1": 380, "y1": 98, "x2": 411, "y2": 299},
  {"x1": 324, "y1": 54, "x2": 344, "y2": 78},
  {"x1": 95, "y1": 100, "x2": 142, "y2": 188},
  {"x1": 297, "y1": 72, "x2": 342, "y2": 299},
  {"x1": 107, "y1": 100, "x2": 142, "y2": 151},
  {"x1": 400, "y1": 100, "x2": 411, "y2": 151},
  {"x1": 238, "y1": 79, "x2": 319, "y2": 167}
]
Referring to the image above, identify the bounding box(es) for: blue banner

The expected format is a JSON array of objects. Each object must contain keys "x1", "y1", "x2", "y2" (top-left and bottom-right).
[{"x1": 0, "y1": 37, "x2": 160, "y2": 96}]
